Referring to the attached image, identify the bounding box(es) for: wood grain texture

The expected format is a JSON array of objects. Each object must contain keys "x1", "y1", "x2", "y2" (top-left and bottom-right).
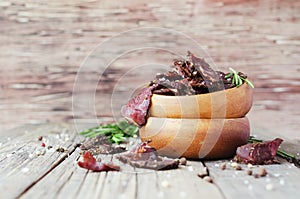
[
  {"x1": 0, "y1": 123, "x2": 84, "y2": 199},
  {"x1": 150, "y1": 82, "x2": 253, "y2": 119},
  {"x1": 206, "y1": 159, "x2": 300, "y2": 199},
  {"x1": 140, "y1": 117, "x2": 250, "y2": 159},
  {"x1": 1, "y1": 123, "x2": 300, "y2": 199}
]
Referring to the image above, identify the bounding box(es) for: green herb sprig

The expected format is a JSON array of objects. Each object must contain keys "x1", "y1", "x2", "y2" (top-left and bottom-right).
[
  {"x1": 225, "y1": 67, "x2": 254, "y2": 88},
  {"x1": 248, "y1": 136, "x2": 300, "y2": 167},
  {"x1": 80, "y1": 121, "x2": 139, "y2": 144}
]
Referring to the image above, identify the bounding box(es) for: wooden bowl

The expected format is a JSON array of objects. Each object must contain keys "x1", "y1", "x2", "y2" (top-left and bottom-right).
[
  {"x1": 149, "y1": 83, "x2": 253, "y2": 119},
  {"x1": 139, "y1": 117, "x2": 250, "y2": 159}
]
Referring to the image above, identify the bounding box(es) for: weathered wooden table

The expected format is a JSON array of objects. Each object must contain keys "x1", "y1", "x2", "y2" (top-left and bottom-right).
[{"x1": 1, "y1": 122, "x2": 299, "y2": 199}]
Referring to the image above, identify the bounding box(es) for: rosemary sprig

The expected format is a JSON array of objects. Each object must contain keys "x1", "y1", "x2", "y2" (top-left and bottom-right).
[
  {"x1": 80, "y1": 121, "x2": 139, "y2": 144},
  {"x1": 225, "y1": 67, "x2": 254, "y2": 88}
]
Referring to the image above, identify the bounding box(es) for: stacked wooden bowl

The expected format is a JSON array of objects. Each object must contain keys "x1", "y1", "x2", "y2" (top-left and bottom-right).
[{"x1": 140, "y1": 83, "x2": 253, "y2": 159}]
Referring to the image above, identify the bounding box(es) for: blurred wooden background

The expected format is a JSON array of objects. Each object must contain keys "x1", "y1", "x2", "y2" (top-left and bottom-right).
[{"x1": 0, "y1": 0, "x2": 299, "y2": 142}]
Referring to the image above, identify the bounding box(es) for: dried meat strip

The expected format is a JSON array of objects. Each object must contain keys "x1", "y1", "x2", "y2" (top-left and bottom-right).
[
  {"x1": 235, "y1": 138, "x2": 283, "y2": 164},
  {"x1": 121, "y1": 85, "x2": 158, "y2": 126},
  {"x1": 116, "y1": 142, "x2": 179, "y2": 170},
  {"x1": 77, "y1": 151, "x2": 120, "y2": 172}
]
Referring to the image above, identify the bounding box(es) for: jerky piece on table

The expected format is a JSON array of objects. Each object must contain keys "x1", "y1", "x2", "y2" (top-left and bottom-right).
[
  {"x1": 116, "y1": 142, "x2": 179, "y2": 170},
  {"x1": 78, "y1": 151, "x2": 120, "y2": 172},
  {"x1": 80, "y1": 135, "x2": 126, "y2": 155},
  {"x1": 235, "y1": 138, "x2": 283, "y2": 165}
]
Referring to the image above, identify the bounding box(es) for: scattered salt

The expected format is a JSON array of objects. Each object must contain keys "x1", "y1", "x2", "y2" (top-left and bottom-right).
[
  {"x1": 21, "y1": 168, "x2": 29, "y2": 173},
  {"x1": 266, "y1": 184, "x2": 274, "y2": 191},
  {"x1": 244, "y1": 180, "x2": 249, "y2": 185},
  {"x1": 161, "y1": 181, "x2": 170, "y2": 188},
  {"x1": 28, "y1": 154, "x2": 35, "y2": 159},
  {"x1": 247, "y1": 164, "x2": 253, "y2": 169},
  {"x1": 274, "y1": 173, "x2": 281, "y2": 177},
  {"x1": 279, "y1": 179, "x2": 285, "y2": 186},
  {"x1": 35, "y1": 149, "x2": 46, "y2": 156},
  {"x1": 6, "y1": 153, "x2": 12, "y2": 158},
  {"x1": 187, "y1": 166, "x2": 194, "y2": 172},
  {"x1": 214, "y1": 163, "x2": 219, "y2": 167},
  {"x1": 231, "y1": 162, "x2": 238, "y2": 168}
]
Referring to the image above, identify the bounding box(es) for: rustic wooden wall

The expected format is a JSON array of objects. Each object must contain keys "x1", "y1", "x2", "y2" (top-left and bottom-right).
[{"x1": 0, "y1": 0, "x2": 299, "y2": 141}]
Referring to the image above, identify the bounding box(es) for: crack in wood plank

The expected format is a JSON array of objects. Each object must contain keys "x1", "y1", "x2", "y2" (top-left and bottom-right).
[{"x1": 16, "y1": 143, "x2": 80, "y2": 199}]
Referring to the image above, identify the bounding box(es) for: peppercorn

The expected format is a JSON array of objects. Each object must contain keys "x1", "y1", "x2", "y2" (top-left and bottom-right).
[
  {"x1": 258, "y1": 167, "x2": 267, "y2": 177},
  {"x1": 220, "y1": 163, "x2": 226, "y2": 170},
  {"x1": 247, "y1": 170, "x2": 253, "y2": 176}
]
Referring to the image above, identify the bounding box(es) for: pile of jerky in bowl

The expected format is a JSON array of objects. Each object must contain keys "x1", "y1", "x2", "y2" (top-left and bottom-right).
[{"x1": 150, "y1": 51, "x2": 247, "y2": 96}]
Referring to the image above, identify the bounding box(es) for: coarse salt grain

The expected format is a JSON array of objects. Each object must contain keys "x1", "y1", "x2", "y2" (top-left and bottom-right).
[
  {"x1": 187, "y1": 166, "x2": 194, "y2": 171},
  {"x1": 279, "y1": 179, "x2": 285, "y2": 185},
  {"x1": 21, "y1": 167, "x2": 29, "y2": 173},
  {"x1": 247, "y1": 163, "x2": 253, "y2": 169},
  {"x1": 231, "y1": 162, "x2": 238, "y2": 168},
  {"x1": 274, "y1": 173, "x2": 281, "y2": 177},
  {"x1": 266, "y1": 184, "x2": 274, "y2": 191},
  {"x1": 161, "y1": 181, "x2": 170, "y2": 188},
  {"x1": 28, "y1": 154, "x2": 35, "y2": 159}
]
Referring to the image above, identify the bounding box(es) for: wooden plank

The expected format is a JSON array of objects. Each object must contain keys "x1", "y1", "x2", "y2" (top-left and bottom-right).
[
  {"x1": 158, "y1": 161, "x2": 223, "y2": 199},
  {"x1": 136, "y1": 160, "x2": 224, "y2": 199},
  {"x1": 0, "y1": 123, "x2": 83, "y2": 199},
  {"x1": 21, "y1": 149, "x2": 88, "y2": 199},
  {"x1": 22, "y1": 150, "x2": 137, "y2": 199},
  {"x1": 19, "y1": 135, "x2": 223, "y2": 199},
  {"x1": 205, "y1": 159, "x2": 300, "y2": 199}
]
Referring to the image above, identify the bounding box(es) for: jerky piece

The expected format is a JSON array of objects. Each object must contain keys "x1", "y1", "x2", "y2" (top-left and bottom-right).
[
  {"x1": 121, "y1": 85, "x2": 158, "y2": 126},
  {"x1": 152, "y1": 87, "x2": 174, "y2": 95},
  {"x1": 116, "y1": 142, "x2": 179, "y2": 170},
  {"x1": 77, "y1": 151, "x2": 120, "y2": 172},
  {"x1": 187, "y1": 51, "x2": 218, "y2": 83},
  {"x1": 80, "y1": 135, "x2": 126, "y2": 155},
  {"x1": 187, "y1": 51, "x2": 224, "y2": 92},
  {"x1": 235, "y1": 138, "x2": 283, "y2": 164}
]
